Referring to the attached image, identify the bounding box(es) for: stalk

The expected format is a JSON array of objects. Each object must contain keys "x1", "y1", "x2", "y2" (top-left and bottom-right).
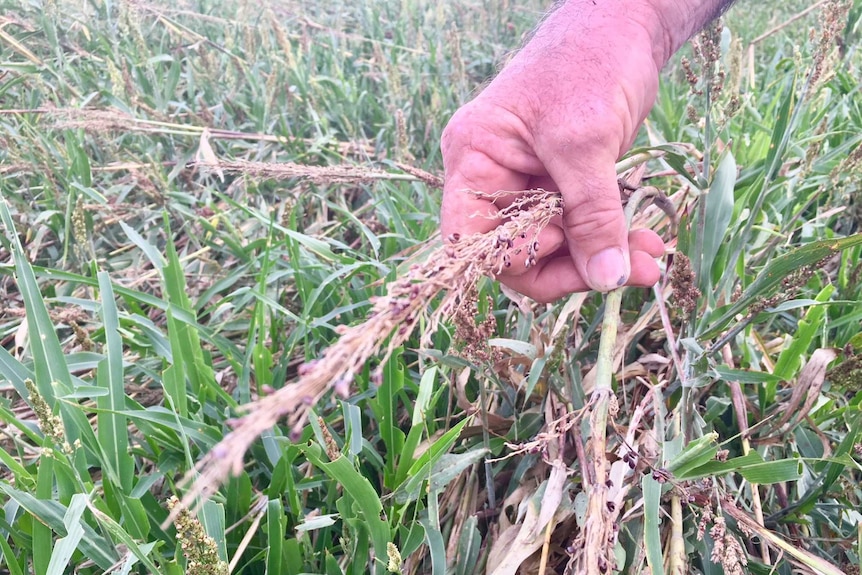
[{"x1": 582, "y1": 187, "x2": 661, "y2": 574}]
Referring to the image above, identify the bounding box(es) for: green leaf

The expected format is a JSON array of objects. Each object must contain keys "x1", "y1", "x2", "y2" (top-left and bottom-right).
[
  {"x1": 666, "y1": 432, "x2": 719, "y2": 477},
  {"x1": 712, "y1": 366, "x2": 783, "y2": 384},
  {"x1": 0, "y1": 526, "x2": 25, "y2": 575},
  {"x1": 200, "y1": 501, "x2": 227, "y2": 563},
  {"x1": 1, "y1": 203, "x2": 103, "y2": 456},
  {"x1": 418, "y1": 518, "x2": 446, "y2": 575},
  {"x1": 97, "y1": 272, "x2": 134, "y2": 493},
  {"x1": 0, "y1": 484, "x2": 117, "y2": 570},
  {"x1": 0, "y1": 203, "x2": 67, "y2": 402},
  {"x1": 119, "y1": 407, "x2": 221, "y2": 447},
  {"x1": 295, "y1": 513, "x2": 338, "y2": 532},
  {"x1": 160, "y1": 218, "x2": 221, "y2": 413},
  {"x1": 46, "y1": 493, "x2": 87, "y2": 575},
  {"x1": 764, "y1": 75, "x2": 795, "y2": 182},
  {"x1": 454, "y1": 515, "x2": 480, "y2": 575},
  {"x1": 85, "y1": 500, "x2": 164, "y2": 574},
  {"x1": 0, "y1": 344, "x2": 34, "y2": 399},
  {"x1": 119, "y1": 221, "x2": 165, "y2": 273},
  {"x1": 303, "y1": 445, "x2": 390, "y2": 575},
  {"x1": 393, "y1": 418, "x2": 471, "y2": 504},
  {"x1": 770, "y1": 284, "x2": 834, "y2": 400},
  {"x1": 642, "y1": 475, "x2": 663, "y2": 575},
  {"x1": 161, "y1": 316, "x2": 187, "y2": 418},
  {"x1": 342, "y1": 401, "x2": 364, "y2": 460},
  {"x1": 738, "y1": 459, "x2": 803, "y2": 484},
  {"x1": 266, "y1": 499, "x2": 286, "y2": 575},
  {"x1": 701, "y1": 150, "x2": 736, "y2": 293},
  {"x1": 674, "y1": 450, "x2": 804, "y2": 484},
  {"x1": 374, "y1": 349, "x2": 406, "y2": 489},
  {"x1": 118, "y1": 494, "x2": 150, "y2": 540},
  {"x1": 429, "y1": 448, "x2": 489, "y2": 493},
  {"x1": 412, "y1": 366, "x2": 437, "y2": 427},
  {"x1": 701, "y1": 234, "x2": 862, "y2": 339},
  {"x1": 395, "y1": 367, "x2": 439, "y2": 487},
  {"x1": 524, "y1": 356, "x2": 547, "y2": 403}
]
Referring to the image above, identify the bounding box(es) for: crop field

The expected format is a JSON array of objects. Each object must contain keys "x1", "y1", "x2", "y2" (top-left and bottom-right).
[{"x1": 0, "y1": 0, "x2": 861, "y2": 573}]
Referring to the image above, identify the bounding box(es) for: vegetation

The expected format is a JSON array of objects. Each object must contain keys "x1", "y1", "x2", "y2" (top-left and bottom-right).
[{"x1": 0, "y1": 0, "x2": 861, "y2": 573}]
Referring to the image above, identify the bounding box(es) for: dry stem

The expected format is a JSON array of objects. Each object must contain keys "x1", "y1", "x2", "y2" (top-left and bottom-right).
[
  {"x1": 579, "y1": 186, "x2": 665, "y2": 575},
  {"x1": 191, "y1": 159, "x2": 441, "y2": 187}
]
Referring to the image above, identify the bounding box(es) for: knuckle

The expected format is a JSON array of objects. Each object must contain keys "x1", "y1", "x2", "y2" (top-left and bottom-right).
[
  {"x1": 441, "y1": 105, "x2": 480, "y2": 153},
  {"x1": 561, "y1": 197, "x2": 624, "y2": 241}
]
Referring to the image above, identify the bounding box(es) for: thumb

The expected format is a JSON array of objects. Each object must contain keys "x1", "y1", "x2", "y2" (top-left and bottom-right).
[{"x1": 552, "y1": 160, "x2": 630, "y2": 292}]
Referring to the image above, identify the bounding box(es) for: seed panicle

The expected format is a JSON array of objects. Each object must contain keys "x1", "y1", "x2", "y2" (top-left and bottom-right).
[{"x1": 173, "y1": 189, "x2": 563, "y2": 517}]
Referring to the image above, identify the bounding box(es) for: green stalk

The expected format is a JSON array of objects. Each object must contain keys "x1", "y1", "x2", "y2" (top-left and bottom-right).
[
  {"x1": 583, "y1": 187, "x2": 659, "y2": 574},
  {"x1": 685, "y1": 79, "x2": 714, "y2": 442}
]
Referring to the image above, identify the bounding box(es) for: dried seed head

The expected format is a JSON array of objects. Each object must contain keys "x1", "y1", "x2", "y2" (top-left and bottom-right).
[
  {"x1": 333, "y1": 374, "x2": 352, "y2": 398},
  {"x1": 809, "y1": 0, "x2": 852, "y2": 91},
  {"x1": 318, "y1": 416, "x2": 342, "y2": 461},
  {"x1": 681, "y1": 56, "x2": 701, "y2": 95},
  {"x1": 178, "y1": 189, "x2": 565, "y2": 513},
  {"x1": 696, "y1": 505, "x2": 714, "y2": 541},
  {"x1": 709, "y1": 516, "x2": 748, "y2": 575},
  {"x1": 69, "y1": 320, "x2": 93, "y2": 352},
  {"x1": 670, "y1": 254, "x2": 701, "y2": 315}
]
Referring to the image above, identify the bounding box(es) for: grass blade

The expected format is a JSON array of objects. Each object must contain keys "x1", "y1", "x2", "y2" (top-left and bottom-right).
[
  {"x1": 0, "y1": 201, "x2": 69, "y2": 402},
  {"x1": 0, "y1": 484, "x2": 117, "y2": 570},
  {"x1": 96, "y1": 272, "x2": 134, "y2": 492},
  {"x1": 419, "y1": 517, "x2": 446, "y2": 575},
  {"x1": 0, "y1": 527, "x2": 25, "y2": 575},
  {"x1": 266, "y1": 499, "x2": 286, "y2": 575},
  {"x1": 45, "y1": 493, "x2": 87, "y2": 575},
  {"x1": 642, "y1": 475, "x2": 663, "y2": 575},
  {"x1": 700, "y1": 150, "x2": 736, "y2": 294},
  {"x1": 303, "y1": 444, "x2": 390, "y2": 574},
  {"x1": 700, "y1": 233, "x2": 862, "y2": 340}
]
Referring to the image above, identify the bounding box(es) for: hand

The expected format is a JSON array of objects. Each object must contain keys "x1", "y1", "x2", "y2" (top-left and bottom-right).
[{"x1": 440, "y1": 1, "x2": 673, "y2": 302}]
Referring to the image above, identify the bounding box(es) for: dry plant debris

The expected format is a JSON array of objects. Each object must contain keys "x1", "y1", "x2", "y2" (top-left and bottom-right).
[
  {"x1": 172, "y1": 189, "x2": 563, "y2": 517},
  {"x1": 190, "y1": 159, "x2": 441, "y2": 187}
]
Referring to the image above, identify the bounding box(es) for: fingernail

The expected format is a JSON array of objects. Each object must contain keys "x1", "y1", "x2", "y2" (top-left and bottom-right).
[{"x1": 587, "y1": 248, "x2": 628, "y2": 291}]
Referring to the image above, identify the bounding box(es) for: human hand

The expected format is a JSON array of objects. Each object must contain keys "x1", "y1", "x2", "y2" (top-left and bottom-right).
[{"x1": 440, "y1": 1, "x2": 675, "y2": 302}]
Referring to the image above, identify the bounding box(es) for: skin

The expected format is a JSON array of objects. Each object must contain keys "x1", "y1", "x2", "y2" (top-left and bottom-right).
[{"x1": 440, "y1": 0, "x2": 735, "y2": 302}]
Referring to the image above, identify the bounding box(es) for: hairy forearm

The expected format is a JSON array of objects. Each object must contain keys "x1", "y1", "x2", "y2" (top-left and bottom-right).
[
  {"x1": 542, "y1": 0, "x2": 736, "y2": 69},
  {"x1": 649, "y1": 0, "x2": 737, "y2": 62}
]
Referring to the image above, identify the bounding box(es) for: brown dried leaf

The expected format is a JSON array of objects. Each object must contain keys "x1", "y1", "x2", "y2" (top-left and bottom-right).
[
  {"x1": 486, "y1": 461, "x2": 572, "y2": 575},
  {"x1": 776, "y1": 348, "x2": 838, "y2": 430}
]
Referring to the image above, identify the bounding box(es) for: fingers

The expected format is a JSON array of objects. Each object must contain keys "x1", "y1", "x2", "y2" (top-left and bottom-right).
[
  {"x1": 542, "y1": 152, "x2": 633, "y2": 292},
  {"x1": 440, "y1": 106, "x2": 566, "y2": 281},
  {"x1": 498, "y1": 229, "x2": 664, "y2": 303},
  {"x1": 440, "y1": 106, "x2": 536, "y2": 239},
  {"x1": 494, "y1": 224, "x2": 566, "y2": 273}
]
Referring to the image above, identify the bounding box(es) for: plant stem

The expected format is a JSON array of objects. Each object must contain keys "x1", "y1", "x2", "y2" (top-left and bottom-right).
[
  {"x1": 582, "y1": 187, "x2": 660, "y2": 574},
  {"x1": 669, "y1": 494, "x2": 686, "y2": 575}
]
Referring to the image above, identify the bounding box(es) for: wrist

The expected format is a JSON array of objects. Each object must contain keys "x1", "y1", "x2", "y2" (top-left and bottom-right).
[
  {"x1": 641, "y1": 0, "x2": 736, "y2": 64},
  {"x1": 542, "y1": 1, "x2": 678, "y2": 71},
  {"x1": 546, "y1": 0, "x2": 732, "y2": 69}
]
